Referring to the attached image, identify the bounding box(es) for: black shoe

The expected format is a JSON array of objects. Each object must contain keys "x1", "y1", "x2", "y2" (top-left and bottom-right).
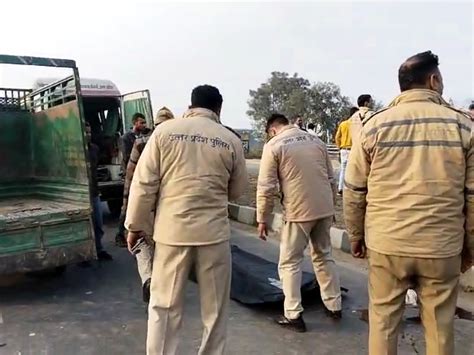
[
  {"x1": 115, "y1": 235, "x2": 127, "y2": 248},
  {"x1": 325, "y1": 308, "x2": 342, "y2": 320},
  {"x1": 97, "y1": 250, "x2": 113, "y2": 261},
  {"x1": 143, "y1": 278, "x2": 151, "y2": 303},
  {"x1": 274, "y1": 315, "x2": 307, "y2": 333}
]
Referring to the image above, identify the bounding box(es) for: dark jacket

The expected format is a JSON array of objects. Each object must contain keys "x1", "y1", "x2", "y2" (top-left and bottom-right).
[
  {"x1": 120, "y1": 130, "x2": 139, "y2": 172},
  {"x1": 88, "y1": 143, "x2": 100, "y2": 197}
]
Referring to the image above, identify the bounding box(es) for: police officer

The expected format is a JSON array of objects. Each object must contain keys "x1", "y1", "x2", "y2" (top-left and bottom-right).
[
  {"x1": 123, "y1": 107, "x2": 174, "y2": 302},
  {"x1": 348, "y1": 94, "x2": 374, "y2": 145},
  {"x1": 125, "y1": 85, "x2": 248, "y2": 355},
  {"x1": 257, "y1": 113, "x2": 342, "y2": 333},
  {"x1": 344, "y1": 50, "x2": 474, "y2": 355},
  {"x1": 116, "y1": 112, "x2": 148, "y2": 247}
]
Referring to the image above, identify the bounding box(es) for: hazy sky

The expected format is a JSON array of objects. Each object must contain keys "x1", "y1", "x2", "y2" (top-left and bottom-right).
[{"x1": 1, "y1": 0, "x2": 472, "y2": 128}]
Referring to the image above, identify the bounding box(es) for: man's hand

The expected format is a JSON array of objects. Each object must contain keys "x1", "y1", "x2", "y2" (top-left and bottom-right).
[
  {"x1": 461, "y1": 247, "x2": 473, "y2": 273},
  {"x1": 351, "y1": 240, "x2": 366, "y2": 259},
  {"x1": 127, "y1": 231, "x2": 141, "y2": 254},
  {"x1": 257, "y1": 223, "x2": 268, "y2": 241}
]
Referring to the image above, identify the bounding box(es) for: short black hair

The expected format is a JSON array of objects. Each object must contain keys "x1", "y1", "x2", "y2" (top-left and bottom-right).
[
  {"x1": 398, "y1": 51, "x2": 440, "y2": 92},
  {"x1": 266, "y1": 113, "x2": 289, "y2": 133},
  {"x1": 191, "y1": 85, "x2": 223, "y2": 112},
  {"x1": 357, "y1": 95, "x2": 372, "y2": 107},
  {"x1": 132, "y1": 112, "x2": 146, "y2": 123},
  {"x1": 349, "y1": 107, "x2": 359, "y2": 116},
  {"x1": 469, "y1": 103, "x2": 474, "y2": 110},
  {"x1": 84, "y1": 121, "x2": 91, "y2": 128},
  {"x1": 307, "y1": 123, "x2": 315, "y2": 130}
]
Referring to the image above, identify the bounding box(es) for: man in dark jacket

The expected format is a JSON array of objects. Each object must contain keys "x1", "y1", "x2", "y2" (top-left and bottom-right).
[
  {"x1": 120, "y1": 112, "x2": 147, "y2": 172},
  {"x1": 85, "y1": 122, "x2": 113, "y2": 261},
  {"x1": 115, "y1": 112, "x2": 147, "y2": 247}
]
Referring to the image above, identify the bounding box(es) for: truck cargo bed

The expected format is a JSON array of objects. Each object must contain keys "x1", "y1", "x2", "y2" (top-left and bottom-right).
[
  {"x1": 0, "y1": 196, "x2": 95, "y2": 274},
  {"x1": 0, "y1": 197, "x2": 87, "y2": 218},
  {"x1": 0, "y1": 197, "x2": 90, "y2": 230}
]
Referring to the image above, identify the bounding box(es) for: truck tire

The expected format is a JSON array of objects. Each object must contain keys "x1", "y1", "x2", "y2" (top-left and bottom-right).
[{"x1": 107, "y1": 200, "x2": 123, "y2": 217}]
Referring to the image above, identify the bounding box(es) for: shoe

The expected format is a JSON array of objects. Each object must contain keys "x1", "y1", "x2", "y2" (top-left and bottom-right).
[
  {"x1": 274, "y1": 315, "x2": 307, "y2": 333},
  {"x1": 97, "y1": 250, "x2": 113, "y2": 261},
  {"x1": 325, "y1": 308, "x2": 342, "y2": 320},
  {"x1": 143, "y1": 278, "x2": 151, "y2": 303},
  {"x1": 115, "y1": 235, "x2": 127, "y2": 248}
]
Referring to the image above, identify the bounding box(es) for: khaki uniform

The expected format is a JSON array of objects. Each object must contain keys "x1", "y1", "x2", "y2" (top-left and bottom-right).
[
  {"x1": 344, "y1": 89, "x2": 474, "y2": 355},
  {"x1": 348, "y1": 106, "x2": 374, "y2": 146},
  {"x1": 117, "y1": 107, "x2": 175, "y2": 243},
  {"x1": 257, "y1": 126, "x2": 341, "y2": 319},
  {"x1": 126, "y1": 108, "x2": 247, "y2": 355},
  {"x1": 124, "y1": 107, "x2": 175, "y2": 285},
  {"x1": 123, "y1": 134, "x2": 155, "y2": 284}
]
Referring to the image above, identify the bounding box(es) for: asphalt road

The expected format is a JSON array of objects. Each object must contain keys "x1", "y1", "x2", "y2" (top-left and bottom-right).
[{"x1": 0, "y1": 220, "x2": 473, "y2": 355}]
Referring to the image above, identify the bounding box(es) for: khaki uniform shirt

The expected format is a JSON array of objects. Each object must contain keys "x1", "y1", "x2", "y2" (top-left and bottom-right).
[
  {"x1": 125, "y1": 108, "x2": 248, "y2": 245},
  {"x1": 344, "y1": 89, "x2": 474, "y2": 258},
  {"x1": 349, "y1": 107, "x2": 374, "y2": 146},
  {"x1": 122, "y1": 134, "x2": 151, "y2": 212},
  {"x1": 257, "y1": 126, "x2": 336, "y2": 224}
]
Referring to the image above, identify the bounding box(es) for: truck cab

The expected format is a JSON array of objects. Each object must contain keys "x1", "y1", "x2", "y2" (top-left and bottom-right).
[{"x1": 33, "y1": 78, "x2": 154, "y2": 215}]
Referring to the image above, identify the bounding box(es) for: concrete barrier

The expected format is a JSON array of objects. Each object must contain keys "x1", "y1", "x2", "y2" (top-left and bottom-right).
[{"x1": 237, "y1": 205, "x2": 257, "y2": 226}]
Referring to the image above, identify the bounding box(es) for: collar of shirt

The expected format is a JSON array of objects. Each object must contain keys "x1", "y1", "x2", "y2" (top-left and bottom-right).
[
  {"x1": 266, "y1": 125, "x2": 297, "y2": 143},
  {"x1": 183, "y1": 107, "x2": 220, "y2": 123},
  {"x1": 359, "y1": 106, "x2": 370, "y2": 115},
  {"x1": 279, "y1": 125, "x2": 298, "y2": 135},
  {"x1": 389, "y1": 89, "x2": 447, "y2": 107}
]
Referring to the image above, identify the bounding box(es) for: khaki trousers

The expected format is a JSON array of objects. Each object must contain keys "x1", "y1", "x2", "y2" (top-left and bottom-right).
[
  {"x1": 147, "y1": 241, "x2": 231, "y2": 355},
  {"x1": 368, "y1": 250, "x2": 461, "y2": 355},
  {"x1": 279, "y1": 217, "x2": 342, "y2": 319}
]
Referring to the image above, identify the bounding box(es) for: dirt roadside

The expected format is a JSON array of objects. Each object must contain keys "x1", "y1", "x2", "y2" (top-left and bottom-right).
[{"x1": 233, "y1": 169, "x2": 345, "y2": 229}]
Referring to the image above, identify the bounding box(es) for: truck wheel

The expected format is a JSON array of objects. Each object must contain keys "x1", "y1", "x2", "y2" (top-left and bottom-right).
[{"x1": 107, "y1": 200, "x2": 123, "y2": 217}]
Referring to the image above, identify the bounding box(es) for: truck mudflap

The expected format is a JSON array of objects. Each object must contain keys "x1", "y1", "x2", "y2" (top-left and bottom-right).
[{"x1": 0, "y1": 241, "x2": 96, "y2": 275}]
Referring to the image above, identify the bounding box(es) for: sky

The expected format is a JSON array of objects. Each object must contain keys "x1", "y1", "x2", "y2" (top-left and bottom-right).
[{"x1": 0, "y1": 0, "x2": 472, "y2": 129}]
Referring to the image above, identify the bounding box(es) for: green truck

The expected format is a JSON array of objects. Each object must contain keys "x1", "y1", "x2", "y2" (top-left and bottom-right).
[{"x1": 0, "y1": 54, "x2": 153, "y2": 274}]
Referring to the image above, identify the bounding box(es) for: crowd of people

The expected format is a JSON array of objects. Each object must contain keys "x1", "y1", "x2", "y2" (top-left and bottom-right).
[{"x1": 86, "y1": 50, "x2": 472, "y2": 355}]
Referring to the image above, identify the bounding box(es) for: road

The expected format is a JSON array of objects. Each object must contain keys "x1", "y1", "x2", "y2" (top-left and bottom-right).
[
  {"x1": 0, "y1": 219, "x2": 473, "y2": 355},
  {"x1": 246, "y1": 159, "x2": 261, "y2": 175}
]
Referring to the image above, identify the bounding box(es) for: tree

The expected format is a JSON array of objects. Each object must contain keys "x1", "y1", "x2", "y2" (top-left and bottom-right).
[
  {"x1": 247, "y1": 72, "x2": 311, "y2": 136},
  {"x1": 308, "y1": 82, "x2": 351, "y2": 136},
  {"x1": 247, "y1": 72, "x2": 351, "y2": 138},
  {"x1": 372, "y1": 99, "x2": 385, "y2": 111}
]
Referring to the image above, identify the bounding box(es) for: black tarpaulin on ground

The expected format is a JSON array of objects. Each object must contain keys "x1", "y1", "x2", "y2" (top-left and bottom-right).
[{"x1": 230, "y1": 245, "x2": 317, "y2": 304}]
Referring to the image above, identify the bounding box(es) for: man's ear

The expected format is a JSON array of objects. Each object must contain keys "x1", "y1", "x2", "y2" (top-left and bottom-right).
[
  {"x1": 429, "y1": 73, "x2": 443, "y2": 94},
  {"x1": 428, "y1": 74, "x2": 437, "y2": 91}
]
